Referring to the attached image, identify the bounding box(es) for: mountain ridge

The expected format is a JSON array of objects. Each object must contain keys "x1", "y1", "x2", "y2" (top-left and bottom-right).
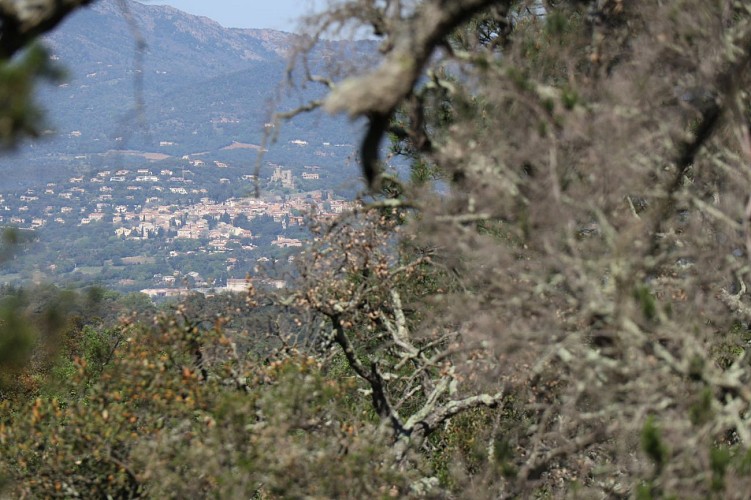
[{"x1": 0, "y1": 0, "x2": 364, "y2": 190}]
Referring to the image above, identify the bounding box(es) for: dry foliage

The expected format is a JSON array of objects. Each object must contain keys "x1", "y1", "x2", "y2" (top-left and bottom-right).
[
  {"x1": 9, "y1": 0, "x2": 751, "y2": 497},
  {"x1": 280, "y1": 0, "x2": 751, "y2": 496}
]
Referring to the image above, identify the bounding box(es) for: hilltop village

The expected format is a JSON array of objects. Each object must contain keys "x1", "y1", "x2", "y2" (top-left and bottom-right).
[{"x1": 0, "y1": 148, "x2": 358, "y2": 295}]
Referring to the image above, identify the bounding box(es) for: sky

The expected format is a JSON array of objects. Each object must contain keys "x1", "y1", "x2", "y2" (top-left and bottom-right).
[{"x1": 147, "y1": 0, "x2": 326, "y2": 32}]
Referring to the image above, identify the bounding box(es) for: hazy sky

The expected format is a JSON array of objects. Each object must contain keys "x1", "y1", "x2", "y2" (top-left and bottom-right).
[{"x1": 147, "y1": 1, "x2": 326, "y2": 32}]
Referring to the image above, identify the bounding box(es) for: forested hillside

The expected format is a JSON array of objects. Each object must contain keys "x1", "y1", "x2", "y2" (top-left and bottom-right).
[
  {"x1": 0, "y1": 0, "x2": 366, "y2": 190},
  {"x1": 6, "y1": 0, "x2": 751, "y2": 498},
  {"x1": 0, "y1": 0, "x2": 368, "y2": 292}
]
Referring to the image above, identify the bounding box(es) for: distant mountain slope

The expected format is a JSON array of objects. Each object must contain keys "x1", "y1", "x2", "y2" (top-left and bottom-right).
[
  {"x1": 0, "y1": 0, "x2": 365, "y2": 189},
  {"x1": 46, "y1": 0, "x2": 289, "y2": 88}
]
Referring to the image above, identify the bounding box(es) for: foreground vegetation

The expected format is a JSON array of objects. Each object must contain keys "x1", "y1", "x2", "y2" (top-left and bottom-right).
[{"x1": 7, "y1": 0, "x2": 751, "y2": 497}]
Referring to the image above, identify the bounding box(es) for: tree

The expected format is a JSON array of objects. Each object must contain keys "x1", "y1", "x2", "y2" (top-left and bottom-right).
[
  {"x1": 0, "y1": 0, "x2": 96, "y2": 148},
  {"x1": 232, "y1": 212, "x2": 250, "y2": 228},
  {"x1": 9, "y1": 0, "x2": 751, "y2": 497},
  {"x1": 220, "y1": 210, "x2": 231, "y2": 225},
  {"x1": 0, "y1": 0, "x2": 95, "y2": 59},
  {"x1": 286, "y1": 211, "x2": 504, "y2": 463},
  {"x1": 0, "y1": 294, "x2": 425, "y2": 497},
  {"x1": 281, "y1": 0, "x2": 751, "y2": 496},
  {"x1": 202, "y1": 213, "x2": 217, "y2": 230}
]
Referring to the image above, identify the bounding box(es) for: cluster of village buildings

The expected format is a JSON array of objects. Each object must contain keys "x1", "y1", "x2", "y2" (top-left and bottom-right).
[
  {"x1": 139, "y1": 276, "x2": 288, "y2": 299},
  {"x1": 0, "y1": 154, "x2": 357, "y2": 296},
  {"x1": 0, "y1": 162, "x2": 351, "y2": 242},
  {"x1": 112, "y1": 191, "x2": 352, "y2": 250}
]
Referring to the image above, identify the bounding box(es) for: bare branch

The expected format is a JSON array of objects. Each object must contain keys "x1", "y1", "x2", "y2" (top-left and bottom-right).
[
  {"x1": 0, "y1": 0, "x2": 96, "y2": 59},
  {"x1": 330, "y1": 313, "x2": 405, "y2": 433},
  {"x1": 423, "y1": 389, "x2": 505, "y2": 432},
  {"x1": 323, "y1": 0, "x2": 510, "y2": 186}
]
